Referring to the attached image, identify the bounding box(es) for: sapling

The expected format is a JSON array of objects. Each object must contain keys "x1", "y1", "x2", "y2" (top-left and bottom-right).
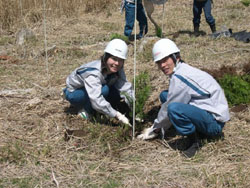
[{"x1": 122, "y1": 71, "x2": 151, "y2": 120}]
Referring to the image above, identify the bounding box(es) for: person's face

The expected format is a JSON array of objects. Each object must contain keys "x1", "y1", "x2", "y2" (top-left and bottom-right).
[
  {"x1": 106, "y1": 56, "x2": 124, "y2": 74},
  {"x1": 156, "y1": 56, "x2": 175, "y2": 76}
]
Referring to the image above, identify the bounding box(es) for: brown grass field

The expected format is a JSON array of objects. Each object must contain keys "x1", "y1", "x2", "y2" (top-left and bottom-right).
[{"x1": 0, "y1": 0, "x2": 250, "y2": 187}]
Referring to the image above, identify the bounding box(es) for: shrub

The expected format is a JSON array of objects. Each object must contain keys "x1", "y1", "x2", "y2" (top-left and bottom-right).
[
  {"x1": 156, "y1": 26, "x2": 162, "y2": 38},
  {"x1": 120, "y1": 71, "x2": 151, "y2": 121},
  {"x1": 241, "y1": 0, "x2": 250, "y2": 7},
  {"x1": 110, "y1": 33, "x2": 129, "y2": 44},
  {"x1": 218, "y1": 74, "x2": 250, "y2": 106},
  {"x1": 133, "y1": 71, "x2": 151, "y2": 119}
]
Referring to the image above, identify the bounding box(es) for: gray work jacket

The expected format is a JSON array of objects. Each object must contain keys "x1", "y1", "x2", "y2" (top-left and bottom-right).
[
  {"x1": 153, "y1": 62, "x2": 230, "y2": 130},
  {"x1": 66, "y1": 60, "x2": 133, "y2": 117}
]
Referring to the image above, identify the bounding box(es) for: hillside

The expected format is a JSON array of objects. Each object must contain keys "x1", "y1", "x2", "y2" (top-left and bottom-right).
[{"x1": 0, "y1": 0, "x2": 250, "y2": 187}]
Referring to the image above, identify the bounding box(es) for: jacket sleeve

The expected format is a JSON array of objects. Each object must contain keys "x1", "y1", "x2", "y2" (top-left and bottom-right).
[
  {"x1": 115, "y1": 69, "x2": 134, "y2": 100},
  {"x1": 84, "y1": 75, "x2": 117, "y2": 118}
]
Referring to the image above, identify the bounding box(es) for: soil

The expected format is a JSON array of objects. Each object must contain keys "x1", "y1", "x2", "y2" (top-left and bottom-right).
[{"x1": 0, "y1": 0, "x2": 250, "y2": 187}]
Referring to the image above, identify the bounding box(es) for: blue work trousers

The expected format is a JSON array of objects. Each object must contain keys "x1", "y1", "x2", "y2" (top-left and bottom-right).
[
  {"x1": 160, "y1": 90, "x2": 224, "y2": 136},
  {"x1": 64, "y1": 85, "x2": 121, "y2": 114},
  {"x1": 193, "y1": 0, "x2": 215, "y2": 26},
  {"x1": 124, "y1": 1, "x2": 148, "y2": 38}
]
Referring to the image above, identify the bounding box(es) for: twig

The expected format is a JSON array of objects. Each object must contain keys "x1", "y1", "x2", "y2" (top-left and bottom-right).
[
  {"x1": 208, "y1": 47, "x2": 250, "y2": 54},
  {"x1": 51, "y1": 168, "x2": 59, "y2": 188},
  {"x1": 0, "y1": 95, "x2": 31, "y2": 99},
  {"x1": 32, "y1": 83, "x2": 47, "y2": 90},
  {"x1": 156, "y1": 139, "x2": 172, "y2": 150}
]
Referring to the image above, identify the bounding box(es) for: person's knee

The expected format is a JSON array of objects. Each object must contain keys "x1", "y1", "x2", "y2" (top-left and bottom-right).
[
  {"x1": 159, "y1": 90, "x2": 168, "y2": 103},
  {"x1": 64, "y1": 89, "x2": 74, "y2": 102},
  {"x1": 168, "y1": 103, "x2": 196, "y2": 135},
  {"x1": 101, "y1": 85, "x2": 109, "y2": 97},
  {"x1": 168, "y1": 103, "x2": 182, "y2": 123},
  {"x1": 159, "y1": 93, "x2": 166, "y2": 104},
  {"x1": 168, "y1": 102, "x2": 180, "y2": 114},
  {"x1": 173, "y1": 122, "x2": 196, "y2": 136}
]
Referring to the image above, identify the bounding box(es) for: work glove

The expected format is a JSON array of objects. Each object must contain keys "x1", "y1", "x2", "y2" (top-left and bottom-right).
[
  {"x1": 116, "y1": 111, "x2": 132, "y2": 127},
  {"x1": 137, "y1": 126, "x2": 159, "y2": 140}
]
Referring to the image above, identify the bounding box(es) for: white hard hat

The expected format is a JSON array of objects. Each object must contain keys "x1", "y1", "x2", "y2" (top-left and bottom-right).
[
  {"x1": 152, "y1": 38, "x2": 180, "y2": 62},
  {"x1": 104, "y1": 39, "x2": 128, "y2": 60}
]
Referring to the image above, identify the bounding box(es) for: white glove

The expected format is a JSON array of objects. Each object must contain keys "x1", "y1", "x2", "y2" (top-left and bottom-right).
[
  {"x1": 116, "y1": 111, "x2": 132, "y2": 127},
  {"x1": 137, "y1": 126, "x2": 158, "y2": 140}
]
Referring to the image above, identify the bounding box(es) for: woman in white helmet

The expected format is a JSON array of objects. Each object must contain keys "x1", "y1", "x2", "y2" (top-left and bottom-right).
[
  {"x1": 63, "y1": 39, "x2": 132, "y2": 127},
  {"x1": 138, "y1": 38, "x2": 230, "y2": 157}
]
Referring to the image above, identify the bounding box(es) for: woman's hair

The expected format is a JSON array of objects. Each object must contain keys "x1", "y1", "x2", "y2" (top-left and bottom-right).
[
  {"x1": 101, "y1": 53, "x2": 112, "y2": 66},
  {"x1": 100, "y1": 53, "x2": 113, "y2": 73}
]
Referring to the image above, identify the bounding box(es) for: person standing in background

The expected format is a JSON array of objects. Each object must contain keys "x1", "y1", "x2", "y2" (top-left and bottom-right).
[
  {"x1": 193, "y1": 0, "x2": 216, "y2": 36},
  {"x1": 122, "y1": 0, "x2": 148, "y2": 40}
]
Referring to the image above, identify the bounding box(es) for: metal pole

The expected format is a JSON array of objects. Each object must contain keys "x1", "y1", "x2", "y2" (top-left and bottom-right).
[
  {"x1": 43, "y1": 0, "x2": 49, "y2": 79},
  {"x1": 132, "y1": 0, "x2": 138, "y2": 139}
]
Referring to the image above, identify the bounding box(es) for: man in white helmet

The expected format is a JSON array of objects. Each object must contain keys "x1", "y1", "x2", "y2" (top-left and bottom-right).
[
  {"x1": 138, "y1": 38, "x2": 230, "y2": 157},
  {"x1": 63, "y1": 39, "x2": 133, "y2": 127}
]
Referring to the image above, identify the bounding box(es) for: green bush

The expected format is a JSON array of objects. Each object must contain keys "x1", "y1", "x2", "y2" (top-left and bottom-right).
[
  {"x1": 241, "y1": 0, "x2": 250, "y2": 7},
  {"x1": 110, "y1": 33, "x2": 129, "y2": 44},
  {"x1": 156, "y1": 26, "x2": 162, "y2": 38},
  {"x1": 218, "y1": 74, "x2": 250, "y2": 106}
]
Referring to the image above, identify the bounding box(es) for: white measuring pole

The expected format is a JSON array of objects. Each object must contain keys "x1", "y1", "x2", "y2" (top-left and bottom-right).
[
  {"x1": 43, "y1": 0, "x2": 49, "y2": 79},
  {"x1": 161, "y1": 3, "x2": 165, "y2": 38},
  {"x1": 132, "y1": 0, "x2": 138, "y2": 139}
]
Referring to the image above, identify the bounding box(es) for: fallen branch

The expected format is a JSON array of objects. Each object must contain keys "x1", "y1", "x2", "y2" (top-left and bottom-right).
[
  {"x1": 208, "y1": 47, "x2": 250, "y2": 54},
  {"x1": 51, "y1": 168, "x2": 59, "y2": 188}
]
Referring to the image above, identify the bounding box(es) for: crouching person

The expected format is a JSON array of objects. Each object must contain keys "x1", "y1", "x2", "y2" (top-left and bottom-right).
[
  {"x1": 138, "y1": 38, "x2": 230, "y2": 157},
  {"x1": 63, "y1": 39, "x2": 133, "y2": 127}
]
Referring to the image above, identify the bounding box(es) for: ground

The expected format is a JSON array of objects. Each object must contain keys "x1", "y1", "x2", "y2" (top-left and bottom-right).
[{"x1": 0, "y1": 0, "x2": 250, "y2": 187}]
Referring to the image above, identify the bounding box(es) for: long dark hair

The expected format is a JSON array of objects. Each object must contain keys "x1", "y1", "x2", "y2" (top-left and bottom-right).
[
  {"x1": 101, "y1": 53, "x2": 112, "y2": 65},
  {"x1": 100, "y1": 53, "x2": 112, "y2": 72}
]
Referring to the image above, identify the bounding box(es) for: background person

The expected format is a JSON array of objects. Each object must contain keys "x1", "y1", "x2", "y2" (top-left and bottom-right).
[
  {"x1": 63, "y1": 39, "x2": 133, "y2": 127},
  {"x1": 138, "y1": 38, "x2": 230, "y2": 158},
  {"x1": 123, "y1": 0, "x2": 148, "y2": 40},
  {"x1": 193, "y1": 0, "x2": 216, "y2": 36}
]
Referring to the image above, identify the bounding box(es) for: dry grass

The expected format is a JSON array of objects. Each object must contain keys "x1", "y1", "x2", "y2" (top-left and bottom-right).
[
  {"x1": 0, "y1": 0, "x2": 250, "y2": 187},
  {"x1": 0, "y1": 0, "x2": 116, "y2": 31}
]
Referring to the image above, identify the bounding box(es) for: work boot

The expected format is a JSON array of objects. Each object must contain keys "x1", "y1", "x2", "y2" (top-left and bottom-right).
[
  {"x1": 183, "y1": 133, "x2": 201, "y2": 158},
  {"x1": 193, "y1": 24, "x2": 200, "y2": 37},
  {"x1": 210, "y1": 24, "x2": 216, "y2": 33}
]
